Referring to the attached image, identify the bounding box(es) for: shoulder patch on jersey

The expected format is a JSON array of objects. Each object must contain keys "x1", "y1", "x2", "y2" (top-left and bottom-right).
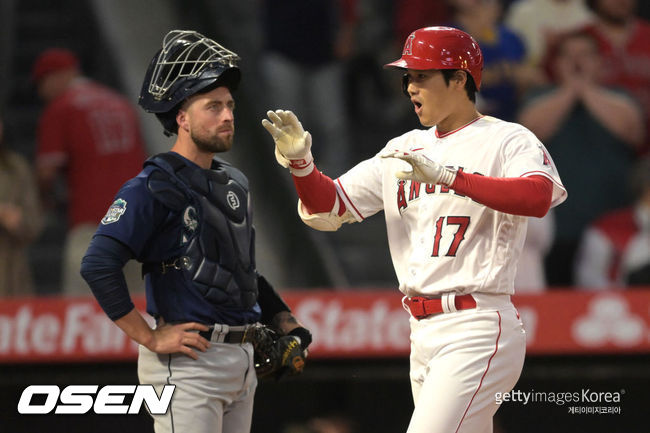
[{"x1": 101, "y1": 198, "x2": 127, "y2": 225}]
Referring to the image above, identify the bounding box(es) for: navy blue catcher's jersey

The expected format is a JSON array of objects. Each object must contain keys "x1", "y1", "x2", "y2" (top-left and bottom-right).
[{"x1": 96, "y1": 152, "x2": 261, "y2": 325}]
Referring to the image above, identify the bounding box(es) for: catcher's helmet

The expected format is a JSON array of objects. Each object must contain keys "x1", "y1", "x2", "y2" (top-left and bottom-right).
[
  {"x1": 139, "y1": 30, "x2": 241, "y2": 135},
  {"x1": 385, "y1": 26, "x2": 483, "y2": 90}
]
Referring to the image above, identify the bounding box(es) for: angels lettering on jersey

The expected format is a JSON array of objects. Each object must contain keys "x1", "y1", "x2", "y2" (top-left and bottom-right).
[{"x1": 396, "y1": 167, "x2": 480, "y2": 212}]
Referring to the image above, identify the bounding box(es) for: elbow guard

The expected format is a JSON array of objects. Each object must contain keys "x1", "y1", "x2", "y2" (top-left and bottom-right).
[{"x1": 297, "y1": 198, "x2": 355, "y2": 232}]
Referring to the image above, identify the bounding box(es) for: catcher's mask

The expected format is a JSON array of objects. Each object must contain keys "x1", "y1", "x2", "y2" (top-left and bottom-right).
[{"x1": 139, "y1": 30, "x2": 241, "y2": 136}]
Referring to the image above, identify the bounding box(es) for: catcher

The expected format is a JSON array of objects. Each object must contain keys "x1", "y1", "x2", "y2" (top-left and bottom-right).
[{"x1": 80, "y1": 30, "x2": 310, "y2": 433}]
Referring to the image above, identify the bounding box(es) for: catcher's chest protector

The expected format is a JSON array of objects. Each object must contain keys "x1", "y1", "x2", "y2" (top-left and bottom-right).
[{"x1": 145, "y1": 153, "x2": 258, "y2": 309}]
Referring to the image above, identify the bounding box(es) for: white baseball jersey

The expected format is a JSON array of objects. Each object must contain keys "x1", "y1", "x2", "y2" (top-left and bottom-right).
[{"x1": 335, "y1": 116, "x2": 567, "y2": 297}]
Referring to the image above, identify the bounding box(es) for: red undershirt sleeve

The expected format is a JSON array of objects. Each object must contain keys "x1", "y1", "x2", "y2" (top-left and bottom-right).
[
  {"x1": 292, "y1": 167, "x2": 347, "y2": 215},
  {"x1": 292, "y1": 167, "x2": 553, "y2": 218},
  {"x1": 451, "y1": 171, "x2": 553, "y2": 217}
]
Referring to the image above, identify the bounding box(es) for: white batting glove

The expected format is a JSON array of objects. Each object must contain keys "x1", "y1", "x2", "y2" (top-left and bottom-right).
[
  {"x1": 381, "y1": 150, "x2": 457, "y2": 186},
  {"x1": 262, "y1": 110, "x2": 314, "y2": 176}
]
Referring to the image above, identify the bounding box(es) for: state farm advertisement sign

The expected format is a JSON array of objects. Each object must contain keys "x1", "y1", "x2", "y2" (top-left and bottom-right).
[
  {"x1": 0, "y1": 297, "x2": 150, "y2": 362},
  {"x1": 513, "y1": 290, "x2": 650, "y2": 354},
  {"x1": 282, "y1": 291, "x2": 411, "y2": 358},
  {"x1": 1, "y1": 289, "x2": 650, "y2": 362}
]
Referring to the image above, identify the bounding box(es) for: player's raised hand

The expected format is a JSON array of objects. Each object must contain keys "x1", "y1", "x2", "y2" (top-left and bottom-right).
[
  {"x1": 382, "y1": 150, "x2": 457, "y2": 186},
  {"x1": 149, "y1": 322, "x2": 211, "y2": 360},
  {"x1": 262, "y1": 110, "x2": 313, "y2": 174}
]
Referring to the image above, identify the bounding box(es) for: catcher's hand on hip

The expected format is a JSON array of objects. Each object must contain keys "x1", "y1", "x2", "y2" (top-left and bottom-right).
[
  {"x1": 262, "y1": 110, "x2": 313, "y2": 175},
  {"x1": 382, "y1": 150, "x2": 457, "y2": 186}
]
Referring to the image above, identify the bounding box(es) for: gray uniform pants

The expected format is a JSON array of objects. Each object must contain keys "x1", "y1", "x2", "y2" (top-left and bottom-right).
[{"x1": 138, "y1": 336, "x2": 257, "y2": 433}]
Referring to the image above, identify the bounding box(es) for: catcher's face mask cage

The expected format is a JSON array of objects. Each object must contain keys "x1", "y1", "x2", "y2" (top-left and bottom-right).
[{"x1": 139, "y1": 30, "x2": 241, "y2": 134}]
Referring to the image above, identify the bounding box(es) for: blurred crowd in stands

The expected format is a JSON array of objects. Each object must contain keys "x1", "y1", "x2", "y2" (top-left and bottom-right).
[{"x1": 1, "y1": 0, "x2": 649, "y2": 296}]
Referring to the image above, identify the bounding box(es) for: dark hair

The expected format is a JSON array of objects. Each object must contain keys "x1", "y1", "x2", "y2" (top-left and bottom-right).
[{"x1": 440, "y1": 69, "x2": 477, "y2": 102}]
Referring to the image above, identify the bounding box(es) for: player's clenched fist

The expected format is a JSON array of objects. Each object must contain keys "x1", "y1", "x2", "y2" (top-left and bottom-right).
[
  {"x1": 262, "y1": 110, "x2": 314, "y2": 175},
  {"x1": 382, "y1": 150, "x2": 457, "y2": 186}
]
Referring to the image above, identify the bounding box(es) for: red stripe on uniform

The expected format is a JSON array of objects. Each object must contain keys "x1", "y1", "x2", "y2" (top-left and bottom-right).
[
  {"x1": 435, "y1": 116, "x2": 483, "y2": 138},
  {"x1": 520, "y1": 171, "x2": 565, "y2": 190},
  {"x1": 335, "y1": 178, "x2": 364, "y2": 220},
  {"x1": 454, "y1": 311, "x2": 502, "y2": 433}
]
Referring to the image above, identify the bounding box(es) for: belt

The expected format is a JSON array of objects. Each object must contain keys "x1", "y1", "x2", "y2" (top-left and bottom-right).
[
  {"x1": 403, "y1": 294, "x2": 476, "y2": 320},
  {"x1": 198, "y1": 324, "x2": 253, "y2": 344}
]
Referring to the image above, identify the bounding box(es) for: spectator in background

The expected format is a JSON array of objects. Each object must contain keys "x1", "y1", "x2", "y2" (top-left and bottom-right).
[
  {"x1": 342, "y1": 0, "x2": 399, "y2": 133},
  {"x1": 394, "y1": 0, "x2": 451, "y2": 45},
  {"x1": 385, "y1": 0, "x2": 453, "y2": 132},
  {"x1": 32, "y1": 48, "x2": 147, "y2": 295},
  {"x1": 505, "y1": 0, "x2": 593, "y2": 68},
  {"x1": 518, "y1": 30, "x2": 644, "y2": 286},
  {"x1": 582, "y1": 0, "x2": 650, "y2": 155},
  {"x1": 260, "y1": 0, "x2": 357, "y2": 175},
  {"x1": 574, "y1": 157, "x2": 650, "y2": 288},
  {"x1": 447, "y1": 0, "x2": 546, "y2": 120},
  {"x1": 0, "y1": 116, "x2": 43, "y2": 296}
]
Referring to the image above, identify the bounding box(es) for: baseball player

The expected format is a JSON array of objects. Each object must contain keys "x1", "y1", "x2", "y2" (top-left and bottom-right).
[
  {"x1": 263, "y1": 26, "x2": 567, "y2": 433},
  {"x1": 80, "y1": 30, "x2": 311, "y2": 433}
]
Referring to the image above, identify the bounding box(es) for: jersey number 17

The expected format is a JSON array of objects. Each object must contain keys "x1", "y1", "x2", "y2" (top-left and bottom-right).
[{"x1": 432, "y1": 216, "x2": 470, "y2": 257}]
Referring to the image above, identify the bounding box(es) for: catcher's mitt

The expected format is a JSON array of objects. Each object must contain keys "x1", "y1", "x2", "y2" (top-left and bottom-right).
[{"x1": 245, "y1": 324, "x2": 307, "y2": 380}]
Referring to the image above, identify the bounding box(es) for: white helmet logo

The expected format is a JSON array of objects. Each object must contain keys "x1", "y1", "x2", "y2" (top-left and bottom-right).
[{"x1": 227, "y1": 191, "x2": 240, "y2": 210}]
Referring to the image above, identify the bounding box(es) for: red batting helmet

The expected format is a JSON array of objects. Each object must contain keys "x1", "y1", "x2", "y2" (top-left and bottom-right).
[{"x1": 385, "y1": 26, "x2": 484, "y2": 90}]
